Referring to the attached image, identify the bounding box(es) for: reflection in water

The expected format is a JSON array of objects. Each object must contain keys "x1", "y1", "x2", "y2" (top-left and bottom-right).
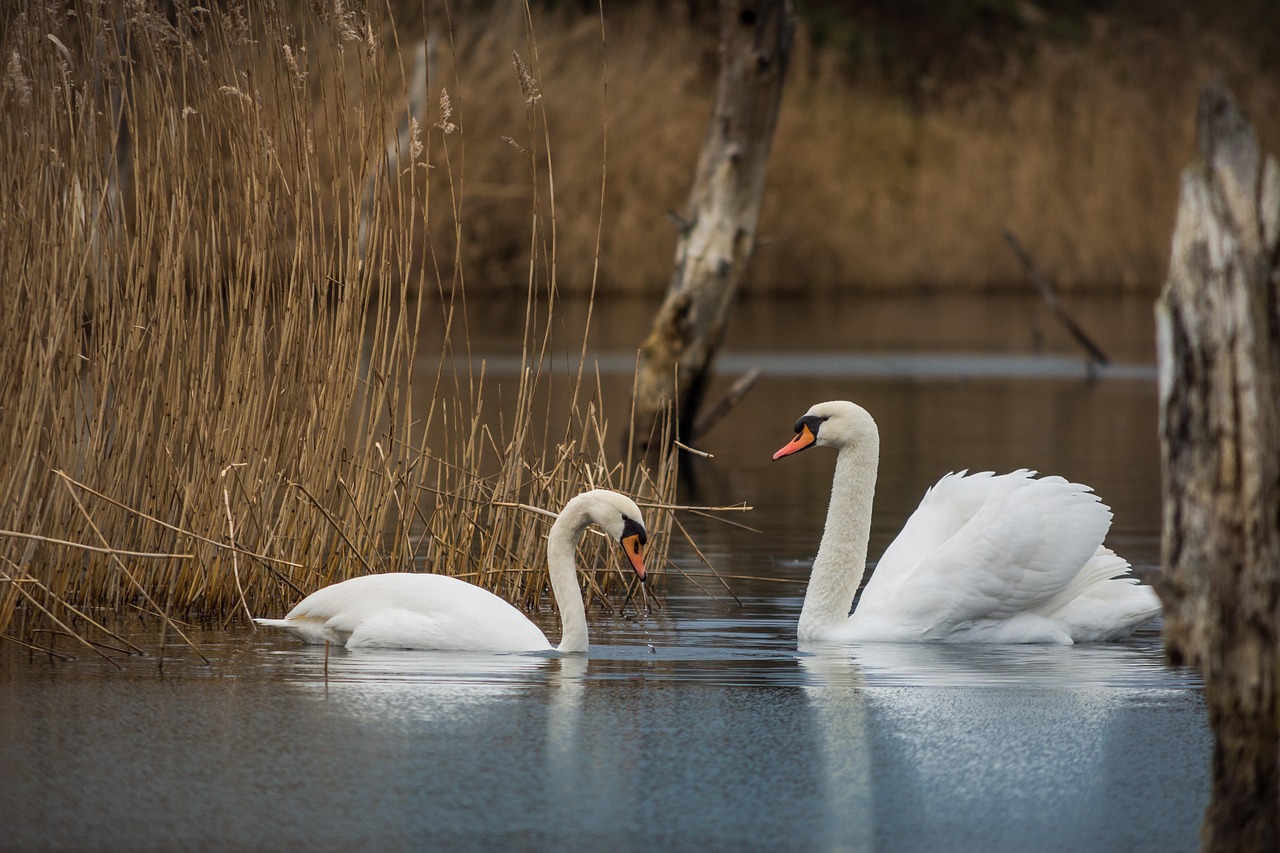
[
  {"x1": 796, "y1": 637, "x2": 1206, "y2": 851},
  {"x1": 546, "y1": 655, "x2": 587, "y2": 816},
  {"x1": 0, "y1": 617, "x2": 1209, "y2": 852},
  {"x1": 269, "y1": 646, "x2": 554, "y2": 727},
  {"x1": 800, "y1": 651, "x2": 873, "y2": 852},
  {"x1": 832, "y1": 624, "x2": 1200, "y2": 689}
]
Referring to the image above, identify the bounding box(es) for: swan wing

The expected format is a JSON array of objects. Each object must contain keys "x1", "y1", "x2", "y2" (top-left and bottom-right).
[
  {"x1": 265, "y1": 573, "x2": 551, "y2": 651},
  {"x1": 858, "y1": 472, "x2": 1112, "y2": 640}
]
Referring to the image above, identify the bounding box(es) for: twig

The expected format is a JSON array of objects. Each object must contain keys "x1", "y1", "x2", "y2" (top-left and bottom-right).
[
  {"x1": 691, "y1": 367, "x2": 760, "y2": 439},
  {"x1": 489, "y1": 500, "x2": 560, "y2": 521},
  {"x1": 672, "y1": 515, "x2": 742, "y2": 607},
  {"x1": 59, "y1": 477, "x2": 210, "y2": 665},
  {"x1": 1001, "y1": 228, "x2": 1109, "y2": 367},
  {"x1": 53, "y1": 471, "x2": 303, "y2": 569},
  {"x1": 0, "y1": 568, "x2": 124, "y2": 668},
  {"x1": 684, "y1": 507, "x2": 763, "y2": 534},
  {"x1": 672, "y1": 440, "x2": 714, "y2": 459},
  {"x1": 290, "y1": 481, "x2": 376, "y2": 573},
  {"x1": 1, "y1": 555, "x2": 145, "y2": 655},
  {"x1": 0, "y1": 633, "x2": 74, "y2": 661},
  {"x1": 638, "y1": 501, "x2": 753, "y2": 513},
  {"x1": 0, "y1": 530, "x2": 194, "y2": 560}
]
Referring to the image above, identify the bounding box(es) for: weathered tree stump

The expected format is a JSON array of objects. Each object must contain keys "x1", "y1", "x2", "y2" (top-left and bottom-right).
[
  {"x1": 1156, "y1": 81, "x2": 1280, "y2": 851},
  {"x1": 628, "y1": 0, "x2": 794, "y2": 451}
]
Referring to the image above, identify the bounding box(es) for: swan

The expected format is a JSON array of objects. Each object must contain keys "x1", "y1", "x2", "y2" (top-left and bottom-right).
[
  {"x1": 773, "y1": 401, "x2": 1160, "y2": 645},
  {"x1": 254, "y1": 489, "x2": 647, "y2": 652}
]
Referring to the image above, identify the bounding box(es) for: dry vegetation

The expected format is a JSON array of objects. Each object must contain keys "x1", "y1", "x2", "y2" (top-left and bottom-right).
[
  {"x1": 0, "y1": 1, "x2": 710, "y2": 662},
  {"x1": 420, "y1": 2, "x2": 1280, "y2": 295}
]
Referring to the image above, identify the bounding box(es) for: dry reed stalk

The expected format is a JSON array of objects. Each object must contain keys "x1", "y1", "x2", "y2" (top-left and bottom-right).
[{"x1": 0, "y1": 1, "x2": 711, "y2": 659}]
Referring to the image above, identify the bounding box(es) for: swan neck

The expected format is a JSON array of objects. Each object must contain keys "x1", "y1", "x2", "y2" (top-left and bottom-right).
[
  {"x1": 799, "y1": 438, "x2": 878, "y2": 641},
  {"x1": 547, "y1": 504, "x2": 591, "y2": 653}
]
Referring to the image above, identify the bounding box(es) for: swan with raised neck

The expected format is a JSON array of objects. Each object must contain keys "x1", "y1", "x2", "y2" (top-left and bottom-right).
[
  {"x1": 774, "y1": 401, "x2": 881, "y2": 642},
  {"x1": 774, "y1": 400, "x2": 1161, "y2": 644}
]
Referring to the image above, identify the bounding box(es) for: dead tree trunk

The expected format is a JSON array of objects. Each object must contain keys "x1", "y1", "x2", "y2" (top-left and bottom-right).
[
  {"x1": 628, "y1": 0, "x2": 794, "y2": 451},
  {"x1": 1156, "y1": 82, "x2": 1280, "y2": 852}
]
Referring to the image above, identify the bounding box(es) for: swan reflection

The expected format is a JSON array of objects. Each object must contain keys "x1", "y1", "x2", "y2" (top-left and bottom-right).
[
  {"x1": 811, "y1": 626, "x2": 1197, "y2": 690},
  {"x1": 269, "y1": 645, "x2": 556, "y2": 725},
  {"x1": 795, "y1": 635, "x2": 1205, "y2": 851},
  {"x1": 798, "y1": 650, "x2": 874, "y2": 852}
]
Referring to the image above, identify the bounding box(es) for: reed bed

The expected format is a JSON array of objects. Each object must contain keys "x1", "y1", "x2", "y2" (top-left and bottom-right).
[{"x1": 0, "y1": 1, "x2": 713, "y2": 661}]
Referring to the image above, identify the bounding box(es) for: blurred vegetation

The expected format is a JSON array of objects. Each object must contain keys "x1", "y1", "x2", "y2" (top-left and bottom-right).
[
  {"x1": 794, "y1": 0, "x2": 1280, "y2": 92},
  {"x1": 389, "y1": 0, "x2": 1280, "y2": 294}
]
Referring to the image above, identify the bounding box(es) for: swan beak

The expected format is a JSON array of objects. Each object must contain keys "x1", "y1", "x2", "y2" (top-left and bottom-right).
[
  {"x1": 621, "y1": 534, "x2": 647, "y2": 582},
  {"x1": 773, "y1": 423, "x2": 816, "y2": 460}
]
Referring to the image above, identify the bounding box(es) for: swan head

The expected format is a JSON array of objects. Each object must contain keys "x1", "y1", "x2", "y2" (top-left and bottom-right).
[
  {"x1": 772, "y1": 400, "x2": 877, "y2": 460},
  {"x1": 571, "y1": 489, "x2": 649, "y2": 583}
]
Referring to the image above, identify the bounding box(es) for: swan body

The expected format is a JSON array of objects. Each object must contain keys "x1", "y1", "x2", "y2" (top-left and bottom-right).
[
  {"x1": 774, "y1": 401, "x2": 1160, "y2": 645},
  {"x1": 255, "y1": 489, "x2": 647, "y2": 653}
]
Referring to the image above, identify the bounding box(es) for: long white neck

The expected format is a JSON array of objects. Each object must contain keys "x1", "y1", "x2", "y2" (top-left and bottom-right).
[
  {"x1": 546, "y1": 500, "x2": 592, "y2": 653},
  {"x1": 798, "y1": 434, "x2": 879, "y2": 642}
]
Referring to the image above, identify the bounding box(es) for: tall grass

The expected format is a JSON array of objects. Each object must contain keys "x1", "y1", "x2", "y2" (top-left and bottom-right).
[{"x1": 0, "y1": 1, "x2": 689, "y2": 660}]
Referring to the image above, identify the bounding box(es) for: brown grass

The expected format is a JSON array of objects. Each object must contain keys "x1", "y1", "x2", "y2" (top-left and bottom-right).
[
  {"x1": 414, "y1": 4, "x2": 1280, "y2": 295},
  {"x1": 0, "y1": 1, "x2": 726, "y2": 659}
]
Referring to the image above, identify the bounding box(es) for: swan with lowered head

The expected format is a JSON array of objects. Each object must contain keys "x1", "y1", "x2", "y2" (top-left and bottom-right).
[
  {"x1": 773, "y1": 401, "x2": 1160, "y2": 645},
  {"x1": 255, "y1": 489, "x2": 647, "y2": 652}
]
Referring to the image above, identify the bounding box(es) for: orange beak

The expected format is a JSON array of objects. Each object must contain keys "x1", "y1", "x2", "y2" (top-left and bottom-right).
[
  {"x1": 621, "y1": 533, "x2": 647, "y2": 582},
  {"x1": 773, "y1": 423, "x2": 816, "y2": 460}
]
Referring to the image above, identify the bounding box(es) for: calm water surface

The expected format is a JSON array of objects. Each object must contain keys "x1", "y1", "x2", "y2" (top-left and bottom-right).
[{"x1": 1, "y1": 293, "x2": 1209, "y2": 851}]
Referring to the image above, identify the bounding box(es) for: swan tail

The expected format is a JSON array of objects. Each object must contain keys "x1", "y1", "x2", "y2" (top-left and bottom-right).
[
  {"x1": 1047, "y1": 547, "x2": 1161, "y2": 642},
  {"x1": 253, "y1": 616, "x2": 332, "y2": 645}
]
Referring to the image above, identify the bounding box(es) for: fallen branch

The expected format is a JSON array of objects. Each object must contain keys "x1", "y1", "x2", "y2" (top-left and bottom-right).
[
  {"x1": 1002, "y1": 228, "x2": 1109, "y2": 367},
  {"x1": 691, "y1": 367, "x2": 761, "y2": 440}
]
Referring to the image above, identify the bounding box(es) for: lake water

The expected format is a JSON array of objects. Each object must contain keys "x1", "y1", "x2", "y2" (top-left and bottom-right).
[{"x1": 0, "y1": 293, "x2": 1209, "y2": 851}]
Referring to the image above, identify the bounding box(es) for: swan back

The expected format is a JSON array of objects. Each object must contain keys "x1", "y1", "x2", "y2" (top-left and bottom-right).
[
  {"x1": 857, "y1": 471, "x2": 1116, "y2": 641},
  {"x1": 261, "y1": 573, "x2": 553, "y2": 651}
]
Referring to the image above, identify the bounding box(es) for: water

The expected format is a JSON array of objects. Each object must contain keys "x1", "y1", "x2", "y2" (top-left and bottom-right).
[
  {"x1": 0, "y1": 610, "x2": 1205, "y2": 851},
  {"x1": 0, "y1": 293, "x2": 1210, "y2": 851}
]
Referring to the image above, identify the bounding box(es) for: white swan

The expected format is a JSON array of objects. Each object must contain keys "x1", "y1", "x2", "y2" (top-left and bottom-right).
[
  {"x1": 773, "y1": 401, "x2": 1160, "y2": 645},
  {"x1": 254, "y1": 489, "x2": 647, "y2": 652}
]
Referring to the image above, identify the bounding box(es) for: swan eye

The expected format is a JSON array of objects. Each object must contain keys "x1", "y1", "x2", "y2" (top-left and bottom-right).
[
  {"x1": 621, "y1": 515, "x2": 647, "y2": 545},
  {"x1": 795, "y1": 414, "x2": 829, "y2": 435}
]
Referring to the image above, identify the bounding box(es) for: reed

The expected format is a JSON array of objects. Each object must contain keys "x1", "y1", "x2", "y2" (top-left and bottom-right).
[{"x1": 0, "y1": 1, "x2": 708, "y2": 658}]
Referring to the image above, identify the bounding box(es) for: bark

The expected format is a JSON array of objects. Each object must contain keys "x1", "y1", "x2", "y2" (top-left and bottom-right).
[
  {"x1": 628, "y1": 0, "x2": 794, "y2": 451},
  {"x1": 1156, "y1": 81, "x2": 1280, "y2": 852}
]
